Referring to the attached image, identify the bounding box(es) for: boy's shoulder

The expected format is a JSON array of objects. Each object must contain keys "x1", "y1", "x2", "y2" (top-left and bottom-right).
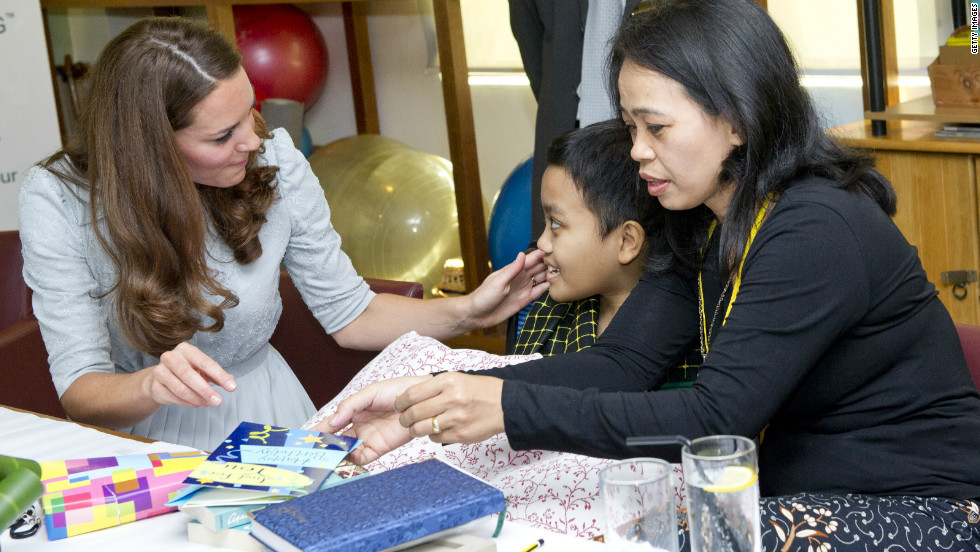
[
  {"x1": 526, "y1": 291, "x2": 599, "y2": 318},
  {"x1": 514, "y1": 292, "x2": 600, "y2": 356}
]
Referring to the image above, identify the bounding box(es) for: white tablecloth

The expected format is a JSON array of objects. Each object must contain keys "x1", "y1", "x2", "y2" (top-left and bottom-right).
[{"x1": 0, "y1": 407, "x2": 603, "y2": 551}]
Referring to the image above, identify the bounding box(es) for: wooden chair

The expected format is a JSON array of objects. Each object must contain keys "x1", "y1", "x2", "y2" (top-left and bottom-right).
[
  {"x1": 0, "y1": 231, "x2": 65, "y2": 418},
  {"x1": 0, "y1": 230, "x2": 422, "y2": 418},
  {"x1": 0, "y1": 231, "x2": 32, "y2": 329}
]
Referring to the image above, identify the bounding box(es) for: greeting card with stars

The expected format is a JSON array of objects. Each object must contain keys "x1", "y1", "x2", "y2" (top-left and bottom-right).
[{"x1": 170, "y1": 422, "x2": 360, "y2": 508}]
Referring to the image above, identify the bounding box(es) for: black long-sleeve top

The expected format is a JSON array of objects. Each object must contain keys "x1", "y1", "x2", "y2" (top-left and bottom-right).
[{"x1": 481, "y1": 176, "x2": 980, "y2": 499}]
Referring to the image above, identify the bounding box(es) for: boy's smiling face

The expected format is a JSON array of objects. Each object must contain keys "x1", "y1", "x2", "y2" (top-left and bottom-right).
[{"x1": 537, "y1": 166, "x2": 627, "y2": 303}]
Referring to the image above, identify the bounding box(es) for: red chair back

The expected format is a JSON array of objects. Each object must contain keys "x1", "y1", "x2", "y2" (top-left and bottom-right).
[
  {"x1": 0, "y1": 231, "x2": 32, "y2": 330},
  {"x1": 955, "y1": 323, "x2": 980, "y2": 393},
  {"x1": 0, "y1": 231, "x2": 64, "y2": 418}
]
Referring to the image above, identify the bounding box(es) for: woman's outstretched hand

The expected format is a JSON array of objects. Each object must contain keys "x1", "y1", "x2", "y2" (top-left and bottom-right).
[
  {"x1": 319, "y1": 375, "x2": 433, "y2": 465},
  {"x1": 142, "y1": 342, "x2": 237, "y2": 408},
  {"x1": 394, "y1": 372, "x2": 506, "y2": 445},
  {"x1": 319, "y1": 372, "x2": 506, "y2": 465}
]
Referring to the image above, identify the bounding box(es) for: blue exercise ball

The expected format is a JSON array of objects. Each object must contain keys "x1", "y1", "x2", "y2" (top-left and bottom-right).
[
  {"x1": 300, "y1": 126, "x2": 313, "y2": 158},
  {"x1": 488, "y1": 157, "x2": 532, "y2": 271}
]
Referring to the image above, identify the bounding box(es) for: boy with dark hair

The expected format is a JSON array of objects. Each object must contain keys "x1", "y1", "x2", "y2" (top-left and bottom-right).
[{"x1": 514, "y1": 120, "x2": 656, "y2": 355}]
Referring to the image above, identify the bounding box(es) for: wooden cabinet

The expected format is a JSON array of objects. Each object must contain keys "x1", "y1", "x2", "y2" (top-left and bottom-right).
[
  {"x1": 845, "y1": 1, "x2": 980, "y2": 323},
  {"x1": 833, "y1": 119, "x2": 980, "y2": 324}
]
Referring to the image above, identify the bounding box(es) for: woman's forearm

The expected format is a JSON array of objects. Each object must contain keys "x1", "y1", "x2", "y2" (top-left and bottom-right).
[
  {"x1": 59, "y1": 371, "x2": 160, "y2": 429},
  {"x1": 331, "y1": 251, "x2": 548, "y2": 350},
  {"x1": 331, "y1": 293, "x2": 472, "y2": 349}
]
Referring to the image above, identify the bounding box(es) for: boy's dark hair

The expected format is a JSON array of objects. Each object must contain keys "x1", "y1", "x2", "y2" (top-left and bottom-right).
[{"x1": 546, "y1": 119, "x2": 659, "y2": 238}]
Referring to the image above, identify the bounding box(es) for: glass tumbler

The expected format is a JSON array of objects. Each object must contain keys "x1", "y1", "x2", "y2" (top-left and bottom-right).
[
  {"x1": 600, "y1": 458, "x2": 678, "y2": 551},
  {"x1": 682, "y1": 435, "x2": 761, "y2": 552}
]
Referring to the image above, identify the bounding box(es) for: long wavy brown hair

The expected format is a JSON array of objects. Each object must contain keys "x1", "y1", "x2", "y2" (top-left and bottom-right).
[{"x1": 42, "y1": 17, "x2": 279, "y2": 356}]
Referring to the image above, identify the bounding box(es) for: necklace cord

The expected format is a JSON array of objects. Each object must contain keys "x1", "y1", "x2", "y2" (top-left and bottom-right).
[{"x1": 698, "y1": 197, "x2": 774, "y2": 362}]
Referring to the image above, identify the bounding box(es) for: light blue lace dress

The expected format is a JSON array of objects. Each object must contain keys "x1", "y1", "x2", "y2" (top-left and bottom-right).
[{"x1": 18, "y1": 129, "x2": 375, "y2": 451}]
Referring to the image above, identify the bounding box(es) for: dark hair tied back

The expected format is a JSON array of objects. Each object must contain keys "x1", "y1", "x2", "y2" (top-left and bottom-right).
[{"x1": 609, "y1": 0, "x2": 895, "y2": 279}]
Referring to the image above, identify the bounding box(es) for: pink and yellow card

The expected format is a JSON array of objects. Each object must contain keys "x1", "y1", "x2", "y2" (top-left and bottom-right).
[{"x1": 39, "y1": 451, "x2": 207, "y2": 540}]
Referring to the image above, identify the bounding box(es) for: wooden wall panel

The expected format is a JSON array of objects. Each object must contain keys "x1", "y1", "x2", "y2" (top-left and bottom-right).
[
  {"x1": 874, "y1": 151, "x2": 980, "y2": 324},
  {"x1": 432, "y1": 0, "x2": 490, "y2": 292}
]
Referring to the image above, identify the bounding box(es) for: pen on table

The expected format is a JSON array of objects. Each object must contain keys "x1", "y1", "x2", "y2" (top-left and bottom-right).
[{"x1": 520, "y1": 538, "x2": 544, "y2": 552}]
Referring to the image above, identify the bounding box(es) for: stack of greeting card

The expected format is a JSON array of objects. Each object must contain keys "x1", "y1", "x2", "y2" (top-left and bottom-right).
[
  {"x1": 167, "y1": 421, "x2": 365, "y2": 550},
  {"x1": 169, "y1": 421, "x2": 361, "y2": 508}
]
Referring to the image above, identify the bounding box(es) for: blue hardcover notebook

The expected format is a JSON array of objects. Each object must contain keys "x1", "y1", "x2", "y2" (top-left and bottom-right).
[{"x1": 249, "y1": 459, "x2": 506, "y2": 552}]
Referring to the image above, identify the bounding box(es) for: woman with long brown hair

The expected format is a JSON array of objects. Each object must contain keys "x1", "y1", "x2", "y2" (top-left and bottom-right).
[{"x1": 18, "y1": 16, "x2": 547, "y2": 451}]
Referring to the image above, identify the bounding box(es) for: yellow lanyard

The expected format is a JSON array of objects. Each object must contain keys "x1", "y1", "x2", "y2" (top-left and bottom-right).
[{"x1": 698, "y1": 196, "x2": 773, "y2": 357}]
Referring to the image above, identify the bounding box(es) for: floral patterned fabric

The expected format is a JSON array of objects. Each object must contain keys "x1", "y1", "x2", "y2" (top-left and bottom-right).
[
  {"x1": 668, "y1": 495, "x2": 980, "y2": 552},
  {"x1": 304, "y1": 331, "x2": 627, "y2": 538},
  {"x1": 754, "y1": 494, "x2": 980, "y2": 552}
]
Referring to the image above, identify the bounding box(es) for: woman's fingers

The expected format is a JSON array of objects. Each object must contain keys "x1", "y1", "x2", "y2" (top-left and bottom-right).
[
  {"x1": 337, "y1": 409, "x2": 414, "y2": 463},
  {"x1": 393, "y1": 375, "x2": 444, "y2": 413},
  {"x1": 327, "y1": 376, "x2": 432, "y2": 430},
  {"x1": 402, "y1": 407, "x2": 446, "y2": 440},
  {"x1": 394, "y1": 373, "x2": 505, "y2": 444},
  {"x1": 344, "y1": 442, "x2": 384, "y2": 465},
  {"x1": 324, "y1": 391, "x2": 378, "y2": 431},
  {"x1": 151, "y1": 343, "x2": 235, "y2": 407},
  {"x1": 172, "y1": 342, "x2": 237, "y2": 391},
  {"x1": 146, "y1": 376, "x2": 201, "y2": 408},
  {"x1": 147, "y1": 360, "x2": 208, "y2": 407},
  {"x1": 314, "y1": 376, "x2": 437, "y2": 462},
  {"x1": 522, "y1": 248, "x2": 546, "y2": 271},
  {"x1": 395, "y1": 376, "x2": 449, "y2": 438},
  {"x1": 522, "y1": 250, "x2": 548, "y2": 285},
  {"x1": 499, "y1": 250, "x2": 528, "y2": 280},
  {"x1": 157, "y1": 348, "x2": 222, "y2": 406}
]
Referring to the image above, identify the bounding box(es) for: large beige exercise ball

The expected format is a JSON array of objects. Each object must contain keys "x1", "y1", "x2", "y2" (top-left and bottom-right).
[{"x1": 309, "y1": 135, "x2": 462, "y2": 298}]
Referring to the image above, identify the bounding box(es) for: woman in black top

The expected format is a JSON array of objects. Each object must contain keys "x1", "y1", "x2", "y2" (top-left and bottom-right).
[{"x1": 321, "y1": 1, "x2": 980, "y2": 548}]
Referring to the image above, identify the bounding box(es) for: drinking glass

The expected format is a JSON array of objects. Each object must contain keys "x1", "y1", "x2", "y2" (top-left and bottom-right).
[
  {"x1": 600, "y1": 458, "x2": 678, "y2": 551},
  {"x1": 682, "y1": 435, "x2": 761, "y2": 552}
]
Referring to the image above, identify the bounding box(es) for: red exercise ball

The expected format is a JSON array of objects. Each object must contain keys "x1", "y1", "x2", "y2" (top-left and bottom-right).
[
  {"x1": 234, "y1": 5, "x2": 328, "y2": 111},
  {"x1": 253, "y1": 86, "x2": 268, "y2": 111}
]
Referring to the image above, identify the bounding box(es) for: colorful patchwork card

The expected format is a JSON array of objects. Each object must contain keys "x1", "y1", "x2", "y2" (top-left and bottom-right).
[{"x1": 39, "y1": 451, "x2": 208, "y2": 540}]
